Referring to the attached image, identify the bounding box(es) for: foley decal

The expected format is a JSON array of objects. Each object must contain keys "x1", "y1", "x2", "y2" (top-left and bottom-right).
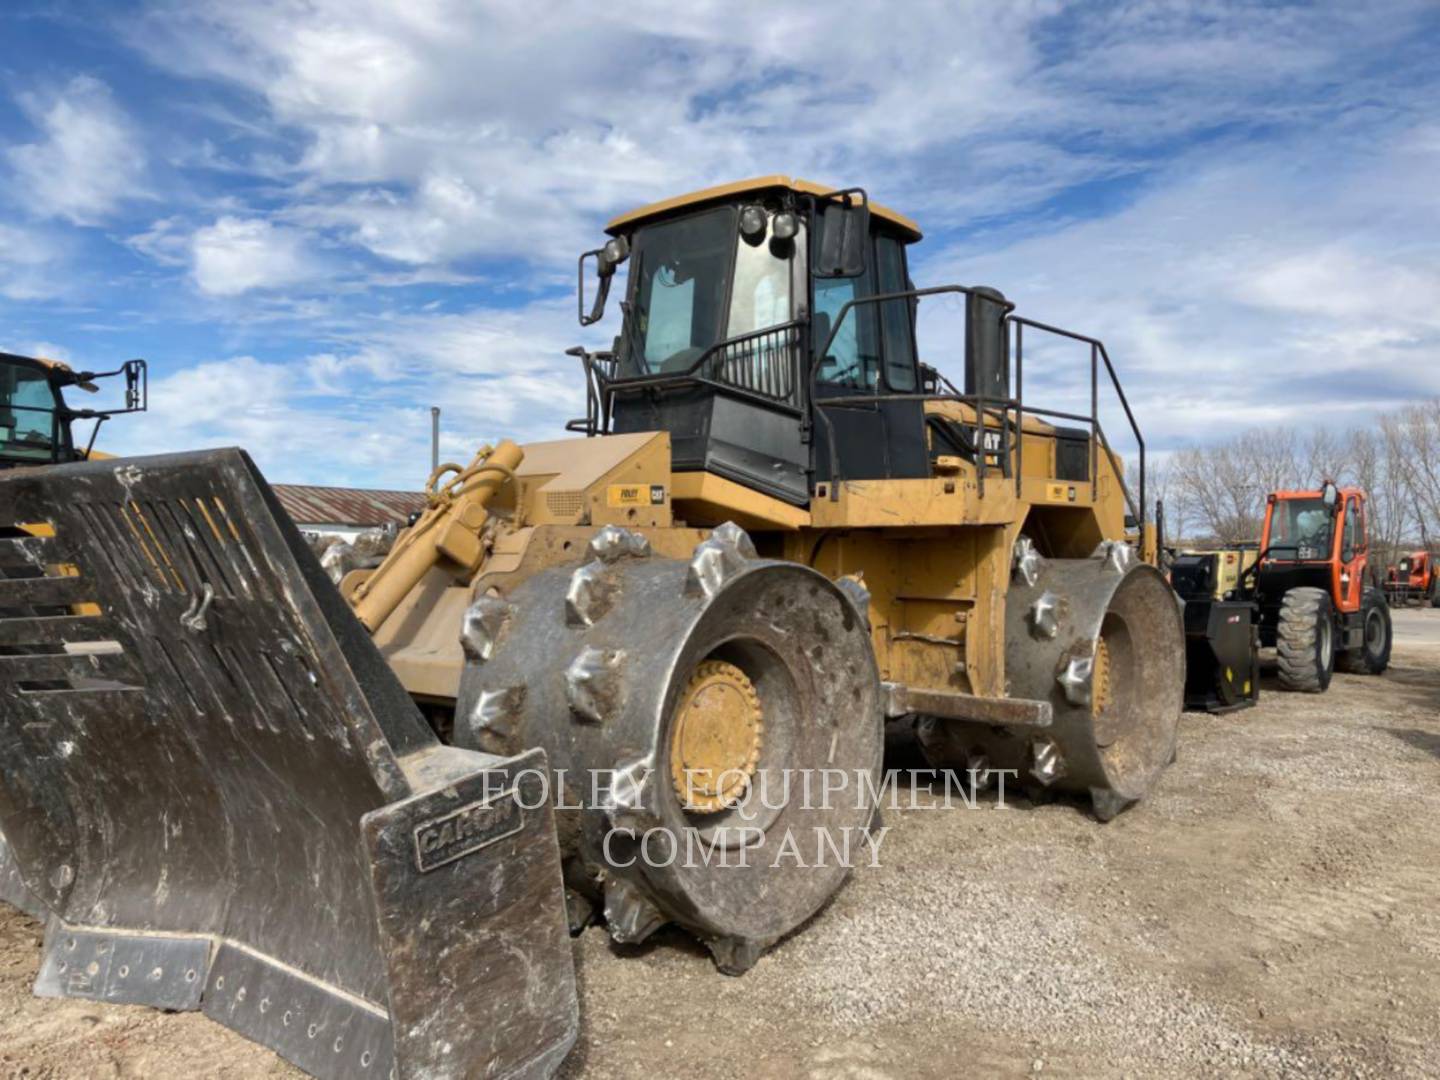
[{"x1": 607, "y1": 483, "x2": 666, "y2": 507}]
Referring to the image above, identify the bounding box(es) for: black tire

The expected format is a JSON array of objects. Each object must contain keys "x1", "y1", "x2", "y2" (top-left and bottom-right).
[
  {"x1": 1430, "y1": 579, "x2": 1440, "y2": 608},
  {"x1": 1276, "y1": 587, "x2": 1336, "y2": 693},
  {"x1": 1336, "y1": 590, "x2": 1392, "y2": 674}
]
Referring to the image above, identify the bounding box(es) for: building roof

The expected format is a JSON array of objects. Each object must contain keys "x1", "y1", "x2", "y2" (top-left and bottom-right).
[
  {"x1": 272, "y1": 484, "x2": 426, "y2": 529},
  {"x1": 604, "y1": 175, "x2": 923, "y2": 242}
]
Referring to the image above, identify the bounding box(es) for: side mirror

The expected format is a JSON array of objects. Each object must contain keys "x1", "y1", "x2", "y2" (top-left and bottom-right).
[
  {"x1": 1321, "y1": 481, "x2": 1339, "y2": 510},
  {"x1": 813, "y1": 191, "x2": 870, "y2": 278},
  {"x1": 578, "y1": 236, "x2": 629, "y2": 327},
  {"x1": 122, "y1": 358, "x2": 148, "y2": 412}
]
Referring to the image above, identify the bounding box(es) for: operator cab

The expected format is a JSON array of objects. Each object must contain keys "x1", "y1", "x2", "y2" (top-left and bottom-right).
[
  {"x1": 0, "y1": 355, "x2": 75, "y2": 467},
  {"x1": 0, "y1": 352, "x2": 148, "y2": 470},
  {"x1": 573, "y1": 177, "x2": 934, "y2": 504},
  {"x1": 569, "y1": 176, "x2": 1130, "y2": 529}
]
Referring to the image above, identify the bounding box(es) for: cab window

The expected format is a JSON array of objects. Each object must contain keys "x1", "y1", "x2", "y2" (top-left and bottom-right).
[
  {"x1": 874, "y1": 235, "x2": 916, "y2": 391},
  {"x1": 1342, "y1": 496, "x2": 1361, "y2": 556},
  {"x1": 814, "y1": 263, "x2": 880, "y2": 389},
  {"x1": 727, "y1": 219, "x2": 796, "y2": 339},
  {"x1": 1269, "y1": 497, "x2": 1333, "y2": 561},
  {"x1": 0, "y1": 365, "x2": 61, "y2": 463}
]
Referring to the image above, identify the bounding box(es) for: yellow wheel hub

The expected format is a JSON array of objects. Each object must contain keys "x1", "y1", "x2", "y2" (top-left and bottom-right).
[
  {"x1": 669, "y1": 660, "x2": 763, "y2": 813},
  {"x1": 1093, "y1": 636, "x2": 1114, "y2": 715}
]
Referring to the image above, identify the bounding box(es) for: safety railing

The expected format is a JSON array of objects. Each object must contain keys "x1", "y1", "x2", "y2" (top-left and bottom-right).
[
  {"x1": 566, "y1": 320, "x2": 805, "y2": 435},
  {"x1": 811, "y1": 285, "x2": 1144, "y2": 524}
]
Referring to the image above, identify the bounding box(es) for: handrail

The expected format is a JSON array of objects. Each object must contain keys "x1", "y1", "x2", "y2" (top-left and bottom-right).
[
  {"x1": 809, "y1": 285, "x2": 1018, "y2": 500},
  {"x1": 606, "y1": 319, "x2": 804, "y2": 392},
  {"x1": 809, "y1": 284, "x2": 1145, "y2": 522},
  {"x1": 564, "y1": 322, "x2": 806, "y2": 436},
  {"x1": 1010, "y1": 315, "x2": 1145, "y2": 526},
  {"x1": 565, "y1": 278, "x2": 1149, "y2": 527}
]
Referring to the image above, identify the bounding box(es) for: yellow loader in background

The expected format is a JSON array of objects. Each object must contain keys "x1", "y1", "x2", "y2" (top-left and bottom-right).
[{"x1": 0, "y1": 178, "x2": 1182, "y2": 1079}]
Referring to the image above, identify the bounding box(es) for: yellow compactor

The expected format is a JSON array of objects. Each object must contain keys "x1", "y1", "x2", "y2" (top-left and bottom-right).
[{"x1": 0, "y1": 178, "x2": 1182, "y2": 1079}]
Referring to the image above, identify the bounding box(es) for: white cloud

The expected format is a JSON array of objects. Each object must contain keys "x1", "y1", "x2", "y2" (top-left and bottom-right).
[
  {"x1": 5, "y1": 76, "x2": 148, "y2": 225},
  {"x1": 5, "y1": 0, "x2": 1436, "y2": 488},
  {"x1": 0, "y1": 223, "x2": 68, "y2": 301},
  {"x1": 190, "y1": 216, "x2": 328, "y2": 296},
  {"x1": 121, "y1": 0, "x2": 1434, "y2": 271},
  {"x1": 97, "y1": 296, "x2": 591, "y2": 487},
  {"x1": 913, "y1": 121, "x2": 1440, "y2": 455}
]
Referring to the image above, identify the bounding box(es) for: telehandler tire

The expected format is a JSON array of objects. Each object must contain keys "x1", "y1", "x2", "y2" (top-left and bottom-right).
[
  {"x1": 1275, "y1": 586, "x2": 1335, "y2": 692},
  {"x1": 1336, "y1": 589, "x2": 1392, "y2": 675}
]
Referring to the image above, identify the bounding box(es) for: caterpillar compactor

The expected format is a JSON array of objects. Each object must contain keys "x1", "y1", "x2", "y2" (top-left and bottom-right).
[{"x1": 0, "y1": 178, "x2": 1182, "y2": 1079}]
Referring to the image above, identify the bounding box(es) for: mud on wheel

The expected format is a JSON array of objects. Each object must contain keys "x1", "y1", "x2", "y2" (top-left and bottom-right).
[
  {"x1": 455, "y1": 523, "x2": 884, "y2": 974},
  {"x1": 1275, "y1": 586, "x2": 1335, "y2": 692},
  {"x1": 919, "y1": 538, "x2": 1184, "y2": 823}
]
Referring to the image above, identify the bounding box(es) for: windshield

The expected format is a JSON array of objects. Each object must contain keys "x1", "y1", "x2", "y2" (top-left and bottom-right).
[
  {"x1": 0, "y1": 363, "x2": 62, "y2": 464},
  {"x1": 624, "y1": 207, "x2": 735, "y2": 375},
  {"x1": 620, "y1": 205, "x2": 801, "y2": 382},
  {"x1": 1268, "y1": 497, "x2": 1334, "y2": 561}
]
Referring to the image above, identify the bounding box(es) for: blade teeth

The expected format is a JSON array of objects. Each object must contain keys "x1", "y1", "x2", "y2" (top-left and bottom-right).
[
  {"x1": 1029, "y1": 737, "x2": 1067, "y2": 785},
  {"x1": 1028, "y1": 590, "x2": 1060, "y2": 639},
  {"x1": 587, "y1": 524, "x2": 651, "y2": 564},
  {"x1": 460, "y1": 595, "x2": 513, "y2": 662},
  {"x1": 684, "y1": 521, "x2": 756, "y2": 599},
  {"x1": 1057, "y1": 654, "x2": 1094, "y2": 707},
  {"x1": 564, "y1": 560, "x2": 618, "y2": 627},
  {"x1": 1012, "y1": 535, "x2": 1044, "y2": 587},
  {"x1": 564, "y1": 645, "x2": 627, "y2": 724}
]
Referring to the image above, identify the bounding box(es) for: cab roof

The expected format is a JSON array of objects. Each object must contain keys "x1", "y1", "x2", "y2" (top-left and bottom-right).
[
  {"x1": 0, "y1": 351, "x2": 95, "y2": 391},
  {"x1": 605, "y1": 175, "x2": 923, "y2": 243}
]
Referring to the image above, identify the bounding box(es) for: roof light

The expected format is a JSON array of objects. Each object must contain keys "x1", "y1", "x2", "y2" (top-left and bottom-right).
[
  {"x1": 739, "y1": 205, "x2": 767, "y2": 244},
  {"x1": 600, "y1": 236, "x2": 630, "y2": 275}
]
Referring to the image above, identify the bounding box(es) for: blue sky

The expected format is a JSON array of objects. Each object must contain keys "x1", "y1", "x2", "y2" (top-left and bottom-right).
[{"x1": 2, "y1": 0, "x2": 1438, "y2": 488}]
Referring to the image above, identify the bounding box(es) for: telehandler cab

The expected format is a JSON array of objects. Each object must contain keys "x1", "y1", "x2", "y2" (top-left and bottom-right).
[{"x1": 0, "y1": 178, "x2": 1182, "y2": 1079}]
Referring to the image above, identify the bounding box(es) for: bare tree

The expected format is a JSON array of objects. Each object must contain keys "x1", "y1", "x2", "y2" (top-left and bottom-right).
[{"x1": 1163, "y1": 400, "x2": 1440, "y2": 555}]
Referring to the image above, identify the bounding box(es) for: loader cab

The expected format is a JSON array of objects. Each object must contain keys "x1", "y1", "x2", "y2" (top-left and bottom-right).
[
  {"x1": 579, "y1": 178, "x2": 928, "y2": 504},
  {"x1": 0, "y1": 354, "x2": 80, "y2": 468},
  {"x1": 0, "y1": 352, "x2": 148, "y2": 470}
]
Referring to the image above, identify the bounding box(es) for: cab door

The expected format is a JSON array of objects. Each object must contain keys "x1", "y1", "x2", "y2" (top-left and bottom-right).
[{"x1": 1335, "y1": 494, "x2": 1366, "y2": 613}]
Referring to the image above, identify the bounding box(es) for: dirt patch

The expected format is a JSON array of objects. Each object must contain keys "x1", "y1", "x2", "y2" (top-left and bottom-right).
[{"x1": 3, "y1": 628, "x2": 1439, "y2": 1079}]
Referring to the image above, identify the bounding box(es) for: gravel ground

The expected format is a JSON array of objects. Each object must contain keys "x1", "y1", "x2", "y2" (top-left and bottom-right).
[{"x1": 2, "y1": 609, "x2": 1438, "y2": 1079}]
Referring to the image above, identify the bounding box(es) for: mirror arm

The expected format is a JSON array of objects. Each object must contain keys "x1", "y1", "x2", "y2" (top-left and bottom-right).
[{"x1": 583, "y1": 272, "x2": 612, "y2": 327}]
